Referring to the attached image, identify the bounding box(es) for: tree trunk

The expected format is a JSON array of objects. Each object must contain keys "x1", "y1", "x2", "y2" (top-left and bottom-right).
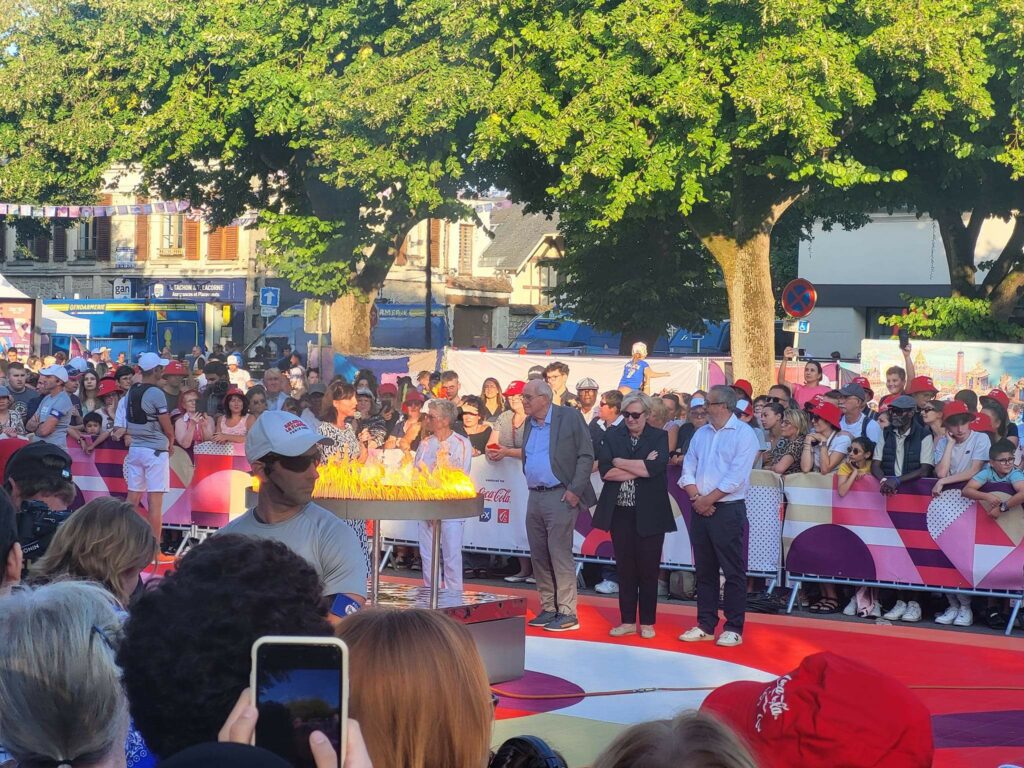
[
  {"x1": 934, "y1": 207, "x2": 984, "y2": 298},
  {"x1": 982, "y1": 214, "x2": 1024, "y2": 321},
  {"x1": 330, "y1": 289, "x2": 377, "y2": 356}
]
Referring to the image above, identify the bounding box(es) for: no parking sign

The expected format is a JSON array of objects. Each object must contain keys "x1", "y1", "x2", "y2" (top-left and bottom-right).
[{"x1": 781, "y1": 278, "x2": 817, "y2": 318}]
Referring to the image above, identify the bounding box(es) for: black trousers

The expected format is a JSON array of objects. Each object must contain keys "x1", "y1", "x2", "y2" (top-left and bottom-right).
[
  {"x1": 691, "y1": 500, "x2": 748, "y2": 635},
  {"x1": 610, "y1": 506, "x2": 665, "y2": 625}
]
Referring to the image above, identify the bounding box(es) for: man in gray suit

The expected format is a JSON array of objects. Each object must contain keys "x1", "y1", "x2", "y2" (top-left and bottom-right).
[{"x1": 521, "y1": 379, "x2": 597, "y2": 631}]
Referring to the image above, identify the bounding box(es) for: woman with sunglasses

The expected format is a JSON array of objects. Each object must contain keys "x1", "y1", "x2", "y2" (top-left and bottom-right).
[
  {"x1": 763, "y1": 408, "x2": 808, "y2": 475},
  {"x1": 594, "y1": 393, "x2": 674, "y2": 639},
  {"x1": 800, "y1": 401, "x2": 850, "y2": 474},
  {"x1": 459, "y1": 395, "x2": 494, "y2": 457},
  {"x1": 778, "y1": 347, "x2": 830, "y2": 408}
]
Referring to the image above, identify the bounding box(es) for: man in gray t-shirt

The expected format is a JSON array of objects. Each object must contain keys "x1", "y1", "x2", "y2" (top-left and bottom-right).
[
  {"x1": 125, "y1": 353, "x2": 177, "y2": 558},
  {"x1": 220, "y1": 410, "x2": 368, "y2": 610},
  {"x1": 26, "y1": 365, "x2": 73, "y2": 448}
]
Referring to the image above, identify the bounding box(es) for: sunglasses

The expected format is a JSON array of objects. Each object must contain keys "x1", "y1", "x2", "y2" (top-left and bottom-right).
[
  {"x1": 265, "y1": 452, "x2": 323, "y2": 473},
  {"x1": 920, "y1": 407, "x2": 935, "y2": 413},
  {"x1": 623, "y1": 410, "x2": 646, "y2": 420},
  {"x1": 766, "y1": 396, "x2": 784, "y2": 404}
]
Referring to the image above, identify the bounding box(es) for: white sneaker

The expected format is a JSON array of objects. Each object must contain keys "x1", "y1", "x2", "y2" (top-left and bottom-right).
[
  {"x1": 679, "y1": 627, "x2": 714, "y2": 643},
  {"x1": 843, "y1": 597, "x2": 857, "y2": 616},
  {"x1": 859, "y1": 601, "x2": 882, "y2": 619},
  {"x1": 716, "y1": 631, "x2": 743, "y2": 647},
  {"x1": 901, "y1": 601, "x2": 922, "y2": 622},
  {"x1": 883, "y1": 600, "x2": 907, "y2": 621},
  {"x1": 953, "y1": 606, "x2": 974, "y2": 627},
  {"x1": 935, "y1": 606, "x2": 958, "y2": 625},
  {"x1": 595, "y1": 579, "x2": 619, "y2": 595}
]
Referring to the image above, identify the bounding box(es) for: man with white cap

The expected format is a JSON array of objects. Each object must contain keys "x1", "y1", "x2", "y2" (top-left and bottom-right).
[
  {"x1": 125, "y1": 353, "x2": 176, "y2": 554},
  {"x1": 25, "y1": 364, "x2": 73, "y2": 448},
  {"x1": 227, "y1": 353, "x2": 251, "y2": 390},
  {"x1": 220, "y1": 411, "x2": 367, "y2": 616}
]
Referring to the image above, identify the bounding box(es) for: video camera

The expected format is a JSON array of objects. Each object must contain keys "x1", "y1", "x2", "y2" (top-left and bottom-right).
[{"x1": 16, "y1": 499, "x2": 71, "y2": 564}]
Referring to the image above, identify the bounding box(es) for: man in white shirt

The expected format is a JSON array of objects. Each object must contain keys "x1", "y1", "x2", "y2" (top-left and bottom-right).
[
  {"x1": 227, "y1": 354, "x2": 252, "y2": 390},
  {"x1": 838, "y1": 382, "x2": 882, "y2": 444},
  {"x1": 678, "y1": 385, "x2": 760, "y2": 648}
]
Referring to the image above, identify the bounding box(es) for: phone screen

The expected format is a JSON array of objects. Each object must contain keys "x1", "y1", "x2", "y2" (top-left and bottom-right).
[{"x1": 254, "y1": 642, "x2": 344, "y2": 768}]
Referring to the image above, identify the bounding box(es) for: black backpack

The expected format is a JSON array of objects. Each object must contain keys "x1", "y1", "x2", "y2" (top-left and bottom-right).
[{"x1": 126, "y1": 383, "x2": 159, "y2": 425}]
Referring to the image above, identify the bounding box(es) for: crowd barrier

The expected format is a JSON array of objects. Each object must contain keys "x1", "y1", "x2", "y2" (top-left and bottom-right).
[{"x1": 63, "y1": 438, "x2": 1023, "y2": 634}]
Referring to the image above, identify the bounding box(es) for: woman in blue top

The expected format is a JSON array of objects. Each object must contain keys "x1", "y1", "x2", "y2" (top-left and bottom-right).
[{"x1": 618, "y1": 342, "x2": 666, "y2": 394}]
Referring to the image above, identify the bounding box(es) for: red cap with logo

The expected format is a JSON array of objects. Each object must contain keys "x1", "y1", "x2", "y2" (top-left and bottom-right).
[
  {"x1": 906, "y1": 376, "x2": 938, "y2": 395},
  {"x1": 852, "y1": 376, "x2": 874, "y2": 400},
  {"x1": 702, "y1": 652, "x2": 934, "y2": 768},
  {"x1": 97, "y1": 379, "x2": 120, "y2": 399},
  {"x1": 163, "y1": 360, "x2": 188, "y2": 377},
  {"x1": 982, "y1": 389, "x2": 1010, "y2": 410},
  {"x1": 732, "y1": 379, "x2": 753, "y2": 399},
  {"x1": 810, "y1": 401, "x2": 843, "y2": 430},
  {"x1": 941, "y1": 400, "x2": 970, "y2": 421},
  {"x1": 503, "y1": 380, "x2": 526, "y2": 397}
]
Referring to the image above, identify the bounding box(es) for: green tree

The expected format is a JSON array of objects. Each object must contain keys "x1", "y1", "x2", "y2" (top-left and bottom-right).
[
  {"x1": 546, "y1": 214, "x2": 726, "y2": 354},
  {"x1": 467, "y1": 0, "x2": 995, "y2": 392},
  {"x1": 0, "y1": 0, "x2": 488, "y2": 353},
  {"x1": 879, "y1": 296, "x2": 1024, "y2": 342}
]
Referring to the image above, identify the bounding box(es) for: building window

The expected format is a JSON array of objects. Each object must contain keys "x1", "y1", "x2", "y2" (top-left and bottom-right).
[
  {"x1": 77, "y1": 220, "x2": 98, "y2": 253},
  {"x1": 161, "y1": 215, "x2": 184, "y2": 255}
]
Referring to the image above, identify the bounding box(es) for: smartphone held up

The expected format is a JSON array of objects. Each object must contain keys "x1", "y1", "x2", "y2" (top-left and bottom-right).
[{"x1": 251, "y1": 636, "x2": 349, "y2": 768}]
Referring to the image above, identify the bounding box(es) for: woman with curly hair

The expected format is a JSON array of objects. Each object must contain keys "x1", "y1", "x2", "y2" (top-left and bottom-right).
[
  {"x1": 31, "y1": 497, "x2": 158, "y2": 605},
  {"x1": 118, "y1": 534, "x2": 333, "y2": 761}
]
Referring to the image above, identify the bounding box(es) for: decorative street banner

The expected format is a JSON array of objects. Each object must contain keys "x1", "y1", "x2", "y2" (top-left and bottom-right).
[
  {"x1": 783, "y1": 473, "x2": 1024, "y2": 592},
  {"x1": 65, "y1": 440, "x2": 252, "y2": 526},
  {"x1": 0, "y1": 200, "x2": 191, "y2": 218}
]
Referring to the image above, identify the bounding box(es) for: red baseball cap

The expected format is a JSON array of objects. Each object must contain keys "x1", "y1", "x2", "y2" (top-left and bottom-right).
[
  {"x1": 702, "y1": 652, "x2": 934, "y2": 768},
  {"x1": 736, "y1": 399, "x2": 753, "y2": 417},
  {"x1": 222, "y1": 387, "x2": 246, "y2": 408},
  {"x1": 732, "y1": 379, "x2": 753, "y2": 399},
  {"x1": 163, "y1": 360, "x2": 187, "y2": 377},
  {"x1": 378, "y1": 383, "x2": 399, "y2": 396},
  {"x1": 852, "y1": 376, "x2": 874, "y2": 400},
  {"x1": 981, "y1": 389, "x2": 1010, "y2": 410},
  {"x1": 906, "y1": 376, "x2": 938, "y2": 395},
  {"x1": 877, "y1": 393, "x2": 897, "y2": 410},
  {"x1": 941, "y1": 400, "x2": 970, "y2": 422},
  {"x1": 805, "y1": 393, "x2": 826, "y2": 411},
  {"x1": 97, "y1": 379, "x2": 120, "y2": 399},
  {"x1": 810, "y1": 401, "x2": 842, "y2": 430},
  {"x1": 503, "y1": 380, "x2": 526, "y2": 397},
  {"x1": 970, "y1": 412, "x2": 995, "y2": 434}
]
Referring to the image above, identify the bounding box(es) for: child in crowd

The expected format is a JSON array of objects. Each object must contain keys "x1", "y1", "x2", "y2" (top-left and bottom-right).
[
  {"x1": 838, "y1": 437, "x2": 880, "y2": 617},
  {"x1": 69, "y1": 411, "x2": 109, "y2": 454},
  {"x1": 962, "y1": 439, "x2": 1024, "y2": 518},
  {"x1": 837, "y1": 436, "x2": 874, "y2": 497}
]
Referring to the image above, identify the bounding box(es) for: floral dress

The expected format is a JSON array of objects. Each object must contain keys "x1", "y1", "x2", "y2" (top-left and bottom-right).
[{"x1": 317, "y1": 420, "x2": 370, "y2": 572}]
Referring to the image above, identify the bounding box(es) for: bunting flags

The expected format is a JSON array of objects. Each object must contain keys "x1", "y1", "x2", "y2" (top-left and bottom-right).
[{"x1": 0, "y1": 198, "x2": 257, "y2": 227}]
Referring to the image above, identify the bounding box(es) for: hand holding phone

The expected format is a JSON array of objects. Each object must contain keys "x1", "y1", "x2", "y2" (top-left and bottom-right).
[
  {"x1": 250, "y1": 637, "x2": 349, "y2": 768},
  {"x1": 898, "y1": 328, "x2": 910, "y2": 351}
]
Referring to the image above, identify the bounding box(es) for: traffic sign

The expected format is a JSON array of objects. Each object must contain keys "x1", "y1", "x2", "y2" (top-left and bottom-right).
[
  {"x1": 260, "y1": 286, "x2": 280, "y2": 309},
  {"x1": 782, "y1": 319, "x2": 810, "y2": 333},
  {"x1": 781, "y1": 278, "x2": 817, "y2": 319},
  {"x1": 260, "y1": 305, "x2": 277, "y2": 318}
]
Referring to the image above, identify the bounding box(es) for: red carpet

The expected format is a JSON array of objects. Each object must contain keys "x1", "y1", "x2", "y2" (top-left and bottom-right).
[{"x1": 488, "y1": 584, "x2": 1024, "y2": 768}]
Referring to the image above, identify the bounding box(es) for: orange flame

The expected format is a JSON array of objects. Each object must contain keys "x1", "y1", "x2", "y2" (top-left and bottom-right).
[{"x1": 312, "y1": 455, "x2": 477, "y2": 501}]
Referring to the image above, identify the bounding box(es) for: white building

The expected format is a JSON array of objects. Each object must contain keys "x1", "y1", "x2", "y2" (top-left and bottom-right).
[{"x1": 797, "y1": 212, "x2": 1017, "y2": 359}]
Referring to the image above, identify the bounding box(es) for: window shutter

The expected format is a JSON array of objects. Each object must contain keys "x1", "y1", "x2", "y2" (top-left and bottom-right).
[
  {"x1": 52, "y1": 223, "x2": 67, "y2": 262},
  {"x1": 208, "y1": 227, "x2": 223, "y2": 261},
  {"x1": 134, "y1": 197, "x2": 149, "y2": 261},
  {"x1": 33, "y1": 233, "x2": 49, "y2": 261},
  {"x1": 458, "y1": 223, "x2": 474, "y2": 276},
  {"x1": 429, "y1": 218, "x2": 441, "y2": 268},
  {"x1": 224, "y1": 225, "x2": 238, "y2": 260},
  {"x1": 184, "y1": 219, "x2": 200, "y2": 260},
  {"x1": 95, "y1": 194, "x2": 112, "y2": 260},
  {"x1": 1, "y1": 222, "x2": 8, "y2": 261},
  {"x1": 207, "y1": 226, "x2": 239, "y2": 261}
]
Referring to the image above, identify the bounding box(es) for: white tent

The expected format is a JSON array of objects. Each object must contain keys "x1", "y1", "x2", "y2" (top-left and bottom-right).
[{"x1": 0, "y1": 274, "x2": 90, "y2": 336}]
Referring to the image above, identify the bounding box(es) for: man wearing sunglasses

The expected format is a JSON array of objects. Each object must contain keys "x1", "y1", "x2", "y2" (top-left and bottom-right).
[
  {"x1": 220, "y1": 411, "x2": 368, "y2": 617},
  {"x1": 678, "y1": 385, "x2": 760, "y2": 648}
]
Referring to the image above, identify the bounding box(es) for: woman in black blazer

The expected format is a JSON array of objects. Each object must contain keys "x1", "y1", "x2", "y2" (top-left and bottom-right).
[{"x1": 595, "y1": 393, "x2": 675, "y2": 639}]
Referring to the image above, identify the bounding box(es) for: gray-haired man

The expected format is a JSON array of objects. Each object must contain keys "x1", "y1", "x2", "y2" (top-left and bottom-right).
[{"x1": 521, "y1": 379, "x2": 596, "y2": 632}]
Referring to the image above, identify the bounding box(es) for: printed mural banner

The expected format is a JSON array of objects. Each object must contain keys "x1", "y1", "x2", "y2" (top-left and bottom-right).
[
  {"x1": 782, "y1": 473, "x2": 1024, "y2": 593},
  {"x1": 66, "y1": 440, "x2": 252, "y2": 527}
]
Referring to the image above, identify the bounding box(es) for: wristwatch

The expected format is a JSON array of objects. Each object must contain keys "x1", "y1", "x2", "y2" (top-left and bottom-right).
[{"x1": 999, "y1": 501, "x2": 1009, "y2": 513}]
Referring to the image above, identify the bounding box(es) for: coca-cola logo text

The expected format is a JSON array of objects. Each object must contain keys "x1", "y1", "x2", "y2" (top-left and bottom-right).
[{"x1": 481, "y1": 487, "x2": 511, "y2": 504}]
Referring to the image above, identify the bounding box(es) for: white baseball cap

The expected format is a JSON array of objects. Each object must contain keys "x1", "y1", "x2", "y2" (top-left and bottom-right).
[
  {"x1": 39, "y1": 364, "x2": 69, "y2": 383},
  {"x1": 245, "y1": 410, "x2": 333, "y2": 464},
  {"x1": 138, "y1": 352, "x2": 170, "y2": 372}
]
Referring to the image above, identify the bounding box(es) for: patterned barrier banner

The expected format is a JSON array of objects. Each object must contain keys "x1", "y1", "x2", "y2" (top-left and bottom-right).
[
  {"x1": 66, "y1": 439, "x2": 252, "y2": 527},
  {"x1": 782, "y1": 473, "x2": 1024, "y2": 592},
  {"x1": 381, "y1": 460, "x2": 785, "y2": 576}
]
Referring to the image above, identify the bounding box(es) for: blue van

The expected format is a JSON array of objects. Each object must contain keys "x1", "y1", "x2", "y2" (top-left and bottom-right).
[
  {"x1": 44, "y1": 298, "x2": 204, "y2": 359},
  {"x1": 510, "y1": 314, "x2": 670, "y2": 355},
  {"x1": 668, "y1": 320, "x2": 796, "y2": 356}
]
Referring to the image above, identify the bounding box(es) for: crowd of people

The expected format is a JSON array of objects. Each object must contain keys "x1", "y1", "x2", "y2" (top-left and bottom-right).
[{"x1": 0, "y1": 338, "x2": 956, "y2": 768}]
